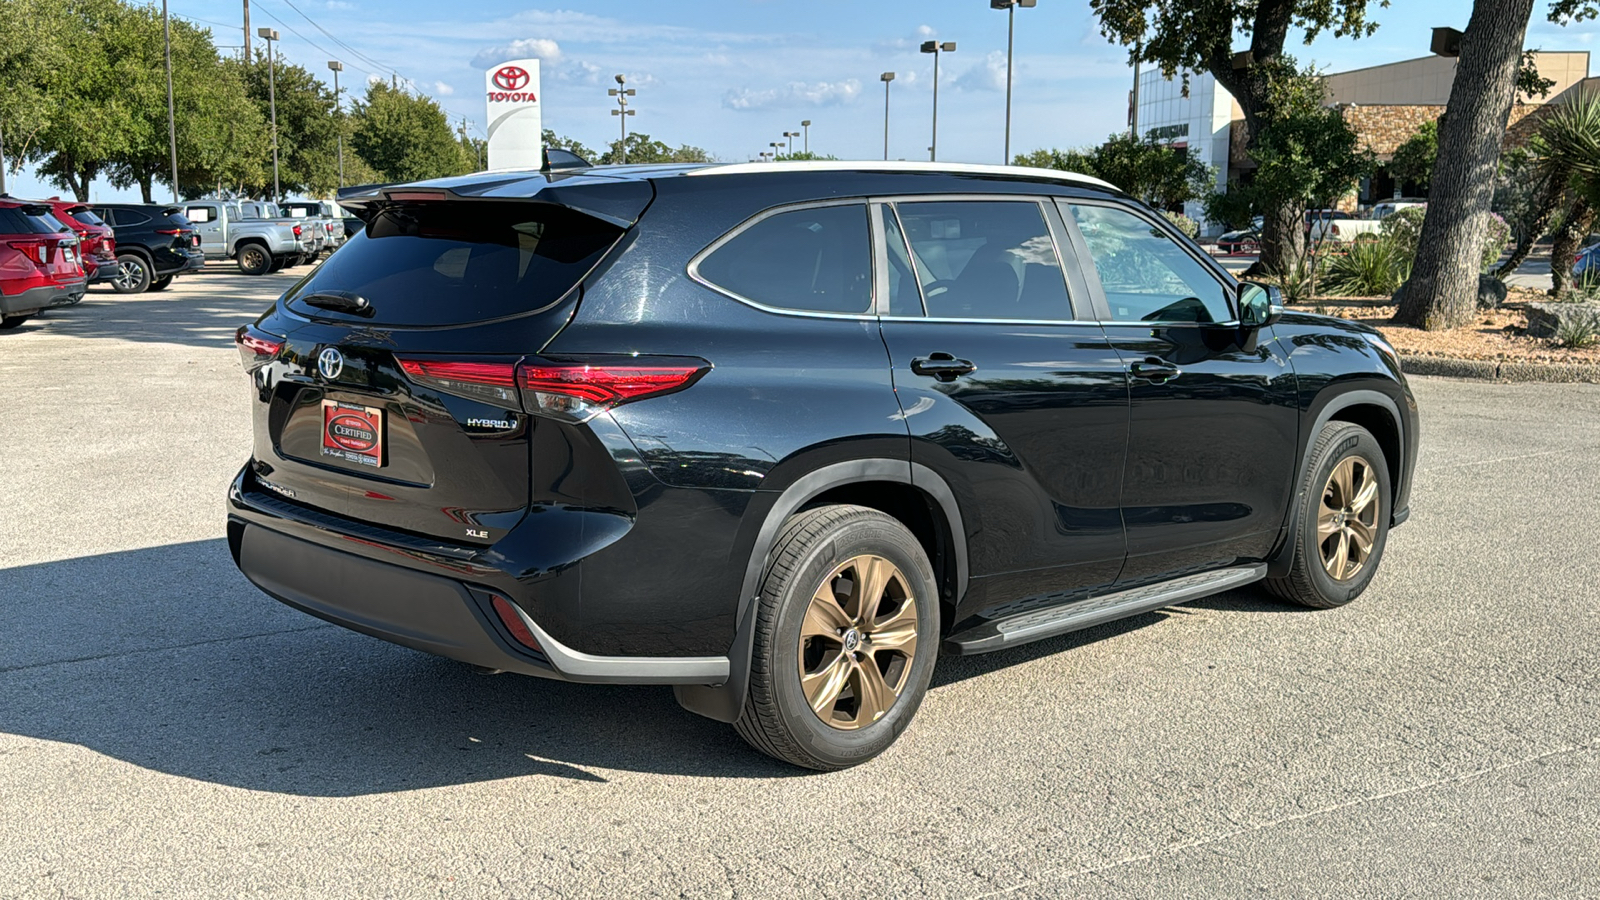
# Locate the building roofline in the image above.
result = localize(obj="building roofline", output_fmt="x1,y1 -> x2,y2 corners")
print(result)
1325,49 -> 1589,80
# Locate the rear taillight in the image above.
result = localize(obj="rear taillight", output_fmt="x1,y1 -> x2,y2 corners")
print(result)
7,240 -> 48,266
292,225 -> 303,237
235,324 -> 283,369
395,355 -> 710,422
489,595 -> 542,651
517,359 -> 708,421
397,359 -> 521,408
155,228 -> 182,235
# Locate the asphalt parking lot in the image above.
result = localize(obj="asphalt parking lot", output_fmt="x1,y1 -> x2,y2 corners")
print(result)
2,270 -> 1598,898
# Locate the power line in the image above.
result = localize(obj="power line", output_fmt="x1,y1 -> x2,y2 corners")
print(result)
248,4 -> 381,82
274,0 -> 395,78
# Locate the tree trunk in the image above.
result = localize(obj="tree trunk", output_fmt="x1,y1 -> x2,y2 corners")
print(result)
1549,198 -> 1593,297
1393,0 -> 1536,329
1254,201 -> 1306,277
139,173 -> 153,204
71,170 -> 90,202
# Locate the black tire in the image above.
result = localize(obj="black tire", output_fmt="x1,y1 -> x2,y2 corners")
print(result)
285,253 -> 305,268
147,275 -> 174,292
0,315 -> 30,330
111,253 -> 152,294
733,504 -> 939,770
1265,423 -> 1392,609
266,256 -> 287,274
236,243 -> 271,276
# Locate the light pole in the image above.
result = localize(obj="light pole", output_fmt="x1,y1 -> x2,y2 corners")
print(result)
258,27 -> 279,203
770,141 -> 784,161
327,61 -> 345,188
162,0 -> 180,202
990,0 -> 1035,165
783,131 -> 799,154
879,72 -> 894,161
801,120 -> 811,154
608,74 -> 636,163
920,40 -> 956,162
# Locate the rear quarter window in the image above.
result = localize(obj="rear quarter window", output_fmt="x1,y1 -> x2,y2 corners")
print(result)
284,201 -> 622,327
694,204 -> 873,315
110,209 -> 152,226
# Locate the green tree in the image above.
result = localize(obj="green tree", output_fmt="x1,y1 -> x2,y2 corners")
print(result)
104,9 -> 267,202
599,133 -> 712,164
241,56 -> 339,197
25,0 -> 133,200
1090,0 -> 1382,275
1388,119 -> 1439,193
1017,132 -> 1211,210
0,0 -> 77,185
775,152 -> 838,161
349,81 -> 466,183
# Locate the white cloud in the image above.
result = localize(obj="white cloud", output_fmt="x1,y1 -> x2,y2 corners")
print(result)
433,81 -> 454,96
955,51 -> 1009,92
723,79 -> 863,110
471,38 -> 562,70
874,24 -> 939,56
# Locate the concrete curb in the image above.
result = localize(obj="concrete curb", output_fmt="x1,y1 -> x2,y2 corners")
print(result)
1400,354 -> 1600,383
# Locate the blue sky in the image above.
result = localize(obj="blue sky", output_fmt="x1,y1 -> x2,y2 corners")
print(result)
11,0 -> 1600,202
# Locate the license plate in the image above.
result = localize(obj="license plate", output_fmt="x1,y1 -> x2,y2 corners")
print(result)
62,246 -> 76,264
321,400 -> 384,468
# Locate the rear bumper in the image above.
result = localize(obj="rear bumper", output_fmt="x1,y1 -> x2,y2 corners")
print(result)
153,248 -> 206,277
87,258 -> 120,283
1,281 -> 83,315
228,471 -> 729,686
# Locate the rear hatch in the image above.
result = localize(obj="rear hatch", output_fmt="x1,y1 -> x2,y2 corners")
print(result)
239,188 -> 642,545
0,205 -> 83,286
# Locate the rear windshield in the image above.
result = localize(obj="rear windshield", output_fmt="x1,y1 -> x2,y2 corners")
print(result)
285,202 -> 622,326
0,208 -> 62,234
68,208 -> 105,226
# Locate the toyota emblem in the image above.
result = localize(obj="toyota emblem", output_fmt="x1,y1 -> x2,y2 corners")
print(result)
493,66 -> 530,91
317,347 -> 344,380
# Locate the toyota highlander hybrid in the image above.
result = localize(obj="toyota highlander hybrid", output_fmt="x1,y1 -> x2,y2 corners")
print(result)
228,160 -> 1418,770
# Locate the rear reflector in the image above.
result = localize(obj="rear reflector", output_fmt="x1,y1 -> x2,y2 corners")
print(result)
490,595 -> 542,651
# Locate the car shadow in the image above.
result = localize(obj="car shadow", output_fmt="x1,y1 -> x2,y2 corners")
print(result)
0,540 -> 798,795
29,267 -> 295,349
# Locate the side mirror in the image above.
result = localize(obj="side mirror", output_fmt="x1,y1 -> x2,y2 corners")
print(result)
1238,281 -> 1283,330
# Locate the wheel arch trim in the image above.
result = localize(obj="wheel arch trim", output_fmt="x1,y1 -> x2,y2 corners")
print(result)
675,458 -> 967,723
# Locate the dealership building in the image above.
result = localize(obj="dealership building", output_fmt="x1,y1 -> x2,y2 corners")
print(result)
1134,50 -> 1594,233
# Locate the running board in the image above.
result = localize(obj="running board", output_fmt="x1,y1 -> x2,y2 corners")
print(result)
943,564 -> 1267,656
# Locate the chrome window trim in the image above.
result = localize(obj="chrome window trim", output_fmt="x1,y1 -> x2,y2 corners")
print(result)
686,198 -> 880,321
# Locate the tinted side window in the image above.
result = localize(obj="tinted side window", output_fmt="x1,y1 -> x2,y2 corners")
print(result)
0,208 -> 41,233
696,204 -> 872,314
114,209 -> 152,227
893,200 -> 1070,320
1066,203 -> 1232,324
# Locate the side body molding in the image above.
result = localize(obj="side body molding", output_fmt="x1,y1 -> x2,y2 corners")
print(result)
674,458 -> 968,723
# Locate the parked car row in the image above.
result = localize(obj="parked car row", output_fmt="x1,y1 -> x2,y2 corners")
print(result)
2,193 -> 346,331
1214,208 -> 1386,254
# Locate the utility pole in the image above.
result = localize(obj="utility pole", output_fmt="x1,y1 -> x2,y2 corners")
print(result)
880,73 -> 894,161
1130,40 -> 1142,139
609,74 -> 636,163
328,61 -> 344,188
242,0 -> 251,64
990,0 -> 1035,165
1,117 -> 8,194
920,41 -> 956,162
258,28 -> 280,204
164,0 -> 180,203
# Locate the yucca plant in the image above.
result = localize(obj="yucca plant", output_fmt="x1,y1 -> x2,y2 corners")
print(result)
1322,236 -> 1412,297
1555,312 -> 1600,349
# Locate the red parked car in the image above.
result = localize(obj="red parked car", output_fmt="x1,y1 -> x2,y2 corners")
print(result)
0,199 -> 87,329
43,197 -> 117,285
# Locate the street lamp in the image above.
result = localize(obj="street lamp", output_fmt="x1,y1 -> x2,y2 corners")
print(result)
163,0 -> 179,202
608,74 -> 636,163
801,120 -> 811,154
990,0 -> 1036,164
257,28 -> 280,203
770,141 -> 784,160
328,61 -> 344,188
783,131 -> 800,154
879,72 -> 895,161
920,40 -> 956,162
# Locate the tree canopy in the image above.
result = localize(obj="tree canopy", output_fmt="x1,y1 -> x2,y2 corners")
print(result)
1016,132 -> 1211,210
1388,120 -> 1439,193
349,81 -> 470,184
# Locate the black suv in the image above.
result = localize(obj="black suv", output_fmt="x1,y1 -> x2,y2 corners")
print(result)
91,204 -> 205,293
228,162 -> 1418,770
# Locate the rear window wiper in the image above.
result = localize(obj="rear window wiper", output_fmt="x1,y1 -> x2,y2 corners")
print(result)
301,290 -> 374,317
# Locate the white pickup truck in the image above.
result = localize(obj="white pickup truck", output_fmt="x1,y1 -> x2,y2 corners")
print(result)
1308,209 -> 1384,243
182,200 -> 314,275
280,200 -> 346,257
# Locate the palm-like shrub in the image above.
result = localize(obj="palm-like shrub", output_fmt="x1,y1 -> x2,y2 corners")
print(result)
1323,236 -> 1413,296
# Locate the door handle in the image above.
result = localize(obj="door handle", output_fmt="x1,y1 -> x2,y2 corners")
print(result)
910,352 -> 977,382
1129,358 -> 1181,383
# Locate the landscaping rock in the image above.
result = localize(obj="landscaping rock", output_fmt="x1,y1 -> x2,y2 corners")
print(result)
1477,275 -> 1507,310
1524,301 -> 1600,339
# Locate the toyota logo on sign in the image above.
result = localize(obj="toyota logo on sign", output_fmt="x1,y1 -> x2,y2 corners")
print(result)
493,66 -> 530,91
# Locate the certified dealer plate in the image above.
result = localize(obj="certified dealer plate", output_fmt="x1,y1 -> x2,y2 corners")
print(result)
321,399 -> 384,467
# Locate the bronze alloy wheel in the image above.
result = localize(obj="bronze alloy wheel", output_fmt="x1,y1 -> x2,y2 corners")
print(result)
797,554 -> 919,730
1319,455 -> 1381,581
